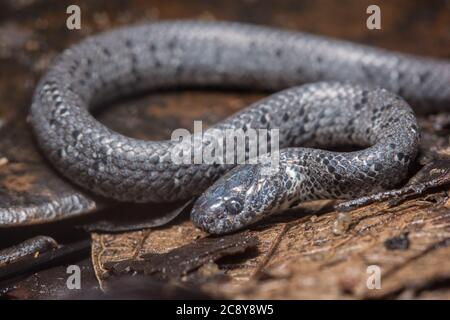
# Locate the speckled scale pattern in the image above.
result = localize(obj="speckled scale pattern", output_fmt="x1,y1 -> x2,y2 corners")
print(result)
190,84 -> 419,233
30,21 -> 449,233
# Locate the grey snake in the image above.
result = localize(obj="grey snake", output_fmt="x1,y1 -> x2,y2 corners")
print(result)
29,20 -> 450,234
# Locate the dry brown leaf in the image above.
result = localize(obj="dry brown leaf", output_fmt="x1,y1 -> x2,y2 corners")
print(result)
91,191 -> 450,299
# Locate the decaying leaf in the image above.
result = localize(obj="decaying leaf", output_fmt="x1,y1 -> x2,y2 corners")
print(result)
105,230 -> 258,282
211,196 -> 450,299
92,183 -> 450,299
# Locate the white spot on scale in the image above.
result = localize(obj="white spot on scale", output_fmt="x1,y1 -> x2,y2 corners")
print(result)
285,167 -> 296,179
285,166 -> 305,185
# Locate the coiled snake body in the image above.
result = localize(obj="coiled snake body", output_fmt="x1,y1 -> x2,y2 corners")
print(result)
30,21 -> 450,234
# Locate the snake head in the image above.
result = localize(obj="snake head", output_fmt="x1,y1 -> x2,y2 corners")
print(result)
191,162 -> 284,234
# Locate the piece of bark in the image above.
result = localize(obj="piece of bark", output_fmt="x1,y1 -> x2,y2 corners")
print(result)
0,235 -> 58,267
105,231 -> 258,282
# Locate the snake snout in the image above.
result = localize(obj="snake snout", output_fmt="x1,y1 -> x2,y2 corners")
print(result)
191,165 -> 259,235
190,194 -> 238,234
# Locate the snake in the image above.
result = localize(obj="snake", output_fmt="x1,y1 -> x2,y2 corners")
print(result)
29,20 -> 450,235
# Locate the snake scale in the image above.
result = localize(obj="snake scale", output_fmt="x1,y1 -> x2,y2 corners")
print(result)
30,20 -> 450,234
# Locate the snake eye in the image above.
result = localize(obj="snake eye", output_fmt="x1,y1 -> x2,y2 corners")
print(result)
225,197 -> 243,215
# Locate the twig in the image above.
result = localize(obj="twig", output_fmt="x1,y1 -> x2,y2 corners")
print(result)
252,223 -> 291,280
0,238 -> 91,285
